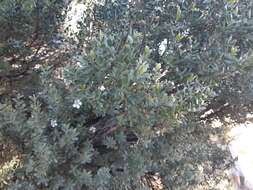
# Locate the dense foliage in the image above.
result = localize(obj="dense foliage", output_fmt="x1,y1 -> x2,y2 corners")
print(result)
0,0 -> 67,81
0,0 -> 253,189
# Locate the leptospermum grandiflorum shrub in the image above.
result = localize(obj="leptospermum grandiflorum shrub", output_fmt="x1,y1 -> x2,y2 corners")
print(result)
1,0 -> 253,189
0,31 -> 212,190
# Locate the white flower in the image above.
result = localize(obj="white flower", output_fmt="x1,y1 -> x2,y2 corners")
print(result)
73,99 -> 82,109
76,61 -> 84,68
50,120 -> 58,128
158,38 -> 167,56
89,126 -> 96,133
156,130 -> 161,135
98,85 -> 105,91
34,64 -> 41,69
63,78 -> 71,86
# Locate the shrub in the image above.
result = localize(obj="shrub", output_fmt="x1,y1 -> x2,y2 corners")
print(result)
0,0 -> 253,189
0,32 -> 177,190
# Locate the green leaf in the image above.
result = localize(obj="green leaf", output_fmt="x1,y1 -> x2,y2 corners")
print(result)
176,5 -> 182,21
115,131 -> 127,144
227,0 -> 239,4
80,141 -> 94,164
59,125 -> 79,148
137,63 -> 148,75
231,46 -> 238,57
0,62 -> 10,72
155,63 -> 161,71
176,33 -> 183,43
144,46 -> 151,57
103,136 -> 117,149
95,167 -> 111,186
